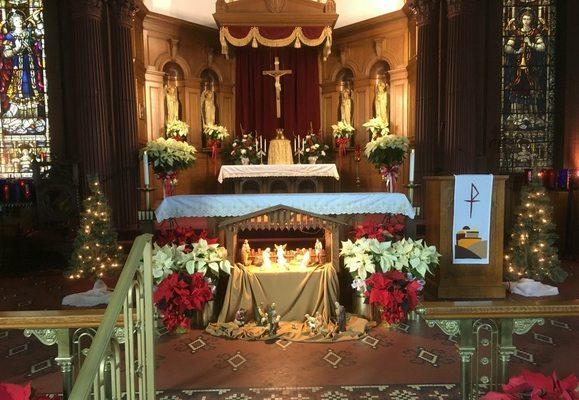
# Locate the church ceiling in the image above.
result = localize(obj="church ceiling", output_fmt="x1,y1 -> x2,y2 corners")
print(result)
143,0 -> 404,29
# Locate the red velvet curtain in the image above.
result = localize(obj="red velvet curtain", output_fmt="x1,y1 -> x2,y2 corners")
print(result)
235,46 -> 321,139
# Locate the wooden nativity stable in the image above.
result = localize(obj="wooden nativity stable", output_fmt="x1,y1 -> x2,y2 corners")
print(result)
218,205 -> 348,269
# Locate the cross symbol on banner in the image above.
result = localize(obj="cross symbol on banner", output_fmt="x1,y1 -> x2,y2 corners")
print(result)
465,183 -> 480,218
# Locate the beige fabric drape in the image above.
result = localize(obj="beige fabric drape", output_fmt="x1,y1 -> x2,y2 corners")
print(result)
218,263 -> 339,323
267,139 -> 294,165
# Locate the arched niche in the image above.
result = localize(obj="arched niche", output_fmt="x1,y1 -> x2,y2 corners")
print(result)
336,68 -> 354,126
162,61 -> 185,124
200,68 -> 221,148
369,60 -> 391,135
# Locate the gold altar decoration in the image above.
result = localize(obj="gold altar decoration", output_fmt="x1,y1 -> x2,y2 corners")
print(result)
267,136 -> 294,164
219,26 -> 333,60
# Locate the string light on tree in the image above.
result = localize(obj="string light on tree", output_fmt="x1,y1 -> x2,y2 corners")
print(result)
68,176 -> 124,280
504,173 -> 567,283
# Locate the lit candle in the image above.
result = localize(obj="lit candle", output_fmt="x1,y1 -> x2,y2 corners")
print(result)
260,136 -> 264,151
302,138 -> 305,152
143,151 -> 150,186
409,148 -> 415,183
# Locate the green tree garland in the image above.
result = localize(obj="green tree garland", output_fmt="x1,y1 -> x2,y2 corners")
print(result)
504,177 -> 567,283
68,177 -> 123,280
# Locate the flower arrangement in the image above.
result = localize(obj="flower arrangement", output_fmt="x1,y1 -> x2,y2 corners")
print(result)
142,137 -> 197,197
142,137 -> 196,176
332,121 -> 355,156
365,270 -> 421,324
340,237 -> 440,282
152,238 -> 231,283
203,124 -> 229,142
480,370 -> 578,400
153,271 -> 213,332
363,119 -> 409,191
228,133 -> 260,165
155,227 -> 215,247
166,119 -> 189,141
303,133 -> 330,163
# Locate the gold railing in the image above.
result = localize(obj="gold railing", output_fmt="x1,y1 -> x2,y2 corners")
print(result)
4,234 -> 156,400
68,233 -> 155,400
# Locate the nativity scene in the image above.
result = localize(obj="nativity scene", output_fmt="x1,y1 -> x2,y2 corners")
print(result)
0,1 -> 577,400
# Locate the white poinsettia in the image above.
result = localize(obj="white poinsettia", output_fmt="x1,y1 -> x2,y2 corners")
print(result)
331,120 -> 355,138
203,124 -> 229,141
142,137 -> 196,175
152,239 -> 232,283
152,243 -> 186,282
362,117 -> 389,136
166,119 -> 189,139
340,236 -> 441,281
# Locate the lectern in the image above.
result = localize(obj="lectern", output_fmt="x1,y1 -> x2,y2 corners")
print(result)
424,176 -> 508,299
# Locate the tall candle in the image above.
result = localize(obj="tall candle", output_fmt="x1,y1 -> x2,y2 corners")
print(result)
143,151 -> 150,186
260,136 -> 264,151
409,149 -> 415,183
302,138 -> 305,152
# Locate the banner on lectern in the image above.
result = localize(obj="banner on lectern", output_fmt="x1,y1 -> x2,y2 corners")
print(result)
452,175 -> 493,265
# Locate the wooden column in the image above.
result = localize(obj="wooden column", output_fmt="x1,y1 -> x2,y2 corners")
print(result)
443,0 -> 476,173
70,0 -> 112,193
412,0 -> 439,180
109,0 -> 139,230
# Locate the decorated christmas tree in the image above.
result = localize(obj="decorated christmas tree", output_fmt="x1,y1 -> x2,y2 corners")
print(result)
68,177 -> 123,280
504,176 -> 567,283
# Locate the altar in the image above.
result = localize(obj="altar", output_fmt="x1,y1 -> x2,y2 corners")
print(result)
218,164 -> 341,194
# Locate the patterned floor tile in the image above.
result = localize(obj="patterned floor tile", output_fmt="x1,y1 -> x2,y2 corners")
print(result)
227,352 -> 247,371
322,350 -> 342,369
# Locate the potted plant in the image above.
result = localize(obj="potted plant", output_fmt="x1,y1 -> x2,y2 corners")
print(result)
228,133 -> 260,165
166,120 -> 190,141
152,235 -> 231,330
302,133 -> 330,164
363,117 -> 409,192
141,137 -> 197,197
203,124 -> 229,160
331,121 -> 355,157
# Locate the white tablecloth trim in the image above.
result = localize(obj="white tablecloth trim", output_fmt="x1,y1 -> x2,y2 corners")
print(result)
218,164 -> 340,183
155,192 -> 415,222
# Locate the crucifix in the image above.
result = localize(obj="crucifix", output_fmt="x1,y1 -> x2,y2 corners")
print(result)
262,57 -> 292,118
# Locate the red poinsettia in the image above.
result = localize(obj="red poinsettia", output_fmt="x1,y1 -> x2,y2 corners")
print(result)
364,271 -> 421,324
155,227 -> 218,248
480,371 -> 578,400
153,272 -> 213,332
353,215 -> 406,242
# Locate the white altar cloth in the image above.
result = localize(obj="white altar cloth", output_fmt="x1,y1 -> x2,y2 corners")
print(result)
155,192 -> 415,222
217,164 -> 340,183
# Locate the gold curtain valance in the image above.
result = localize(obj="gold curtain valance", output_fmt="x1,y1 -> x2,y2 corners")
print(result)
219,26 -> 333,60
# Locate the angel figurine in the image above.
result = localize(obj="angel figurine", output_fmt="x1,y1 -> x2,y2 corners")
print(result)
275,244 -> 287,268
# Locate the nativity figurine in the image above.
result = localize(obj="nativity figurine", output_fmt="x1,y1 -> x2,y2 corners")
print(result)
335,301 -> 347,332
234,308 -> 247,327
241,239 -> 251,266
262,248 -> 272,269
314,239 -> 323,264
275,244 -> 287,269
300,248 -> 310,270
266,303 -> 281,336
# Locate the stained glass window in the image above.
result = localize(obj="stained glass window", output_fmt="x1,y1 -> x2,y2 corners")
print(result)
500,0 -> 555,172
0,0 -> 48,179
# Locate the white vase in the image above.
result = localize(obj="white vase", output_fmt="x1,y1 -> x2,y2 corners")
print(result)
241,157 -> 250,165
308,156 -> 318,164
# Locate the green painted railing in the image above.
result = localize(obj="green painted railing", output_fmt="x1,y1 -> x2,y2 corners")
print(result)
67,233 -> 155,400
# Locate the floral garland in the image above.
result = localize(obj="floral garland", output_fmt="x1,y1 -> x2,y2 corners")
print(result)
332,121 -> 355,157
480,370 -> 578,400
228,133 -> 260,165
166,120 -> 189,141
303,133 -> 330,162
